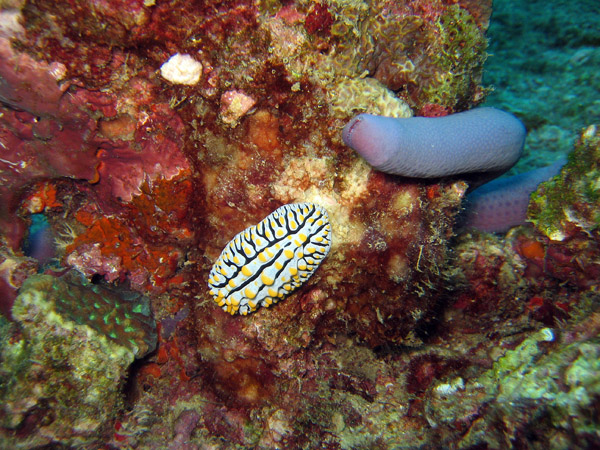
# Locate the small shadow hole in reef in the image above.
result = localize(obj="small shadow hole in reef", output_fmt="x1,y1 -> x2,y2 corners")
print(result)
90,274 -> 104,284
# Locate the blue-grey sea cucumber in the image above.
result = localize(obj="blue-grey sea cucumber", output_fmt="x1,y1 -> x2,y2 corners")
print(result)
462,157 -> 567,233
208,203 -> 332,315
342,107 -> 526,178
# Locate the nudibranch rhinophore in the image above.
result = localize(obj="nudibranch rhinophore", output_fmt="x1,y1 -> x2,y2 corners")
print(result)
208,203 -> 332,315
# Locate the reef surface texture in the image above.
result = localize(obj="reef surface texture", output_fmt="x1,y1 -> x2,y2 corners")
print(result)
0,0 -> 599,449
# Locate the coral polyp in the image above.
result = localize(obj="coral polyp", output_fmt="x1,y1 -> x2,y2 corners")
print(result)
0,273 -> 156,448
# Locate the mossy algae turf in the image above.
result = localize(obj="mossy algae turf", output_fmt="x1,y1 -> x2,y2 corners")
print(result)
529,125 -> 600,240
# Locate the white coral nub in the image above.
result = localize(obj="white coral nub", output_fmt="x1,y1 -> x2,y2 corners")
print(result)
160,53 -> 203,85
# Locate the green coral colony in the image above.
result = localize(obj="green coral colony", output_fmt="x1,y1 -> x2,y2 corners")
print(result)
208,203 -> 332,315
14,274 -> 157,358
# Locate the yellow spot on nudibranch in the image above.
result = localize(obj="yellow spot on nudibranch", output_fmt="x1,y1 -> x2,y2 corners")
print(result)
261,273 -> 274,285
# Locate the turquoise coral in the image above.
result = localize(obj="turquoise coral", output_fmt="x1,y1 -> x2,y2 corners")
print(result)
15,274 -> 157,357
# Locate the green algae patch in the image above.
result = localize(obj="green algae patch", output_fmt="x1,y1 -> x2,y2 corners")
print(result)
478,328 -> 600,438
427,322 -> 600,449
529,125 -> 600,241
426,5 -> 489,108
478,328 -> 557,400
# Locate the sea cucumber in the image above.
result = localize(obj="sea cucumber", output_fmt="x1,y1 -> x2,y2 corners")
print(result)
462,157 -> 567,233
342,107 -> 526,178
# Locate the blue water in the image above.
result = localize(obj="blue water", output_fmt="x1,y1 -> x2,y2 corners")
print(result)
483,0 -> 600,173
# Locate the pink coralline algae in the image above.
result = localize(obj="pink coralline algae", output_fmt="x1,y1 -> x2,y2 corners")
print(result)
0,26 -> 189,251
219,89 -> 257,125
2,1 -> 599,449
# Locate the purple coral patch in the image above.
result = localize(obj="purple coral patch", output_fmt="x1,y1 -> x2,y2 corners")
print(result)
342,107 -> 526,178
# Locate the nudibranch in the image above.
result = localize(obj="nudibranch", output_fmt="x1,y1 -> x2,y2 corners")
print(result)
208,203 -> 332,315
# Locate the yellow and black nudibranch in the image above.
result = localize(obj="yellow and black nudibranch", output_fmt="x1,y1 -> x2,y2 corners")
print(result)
208,203 -> 331,315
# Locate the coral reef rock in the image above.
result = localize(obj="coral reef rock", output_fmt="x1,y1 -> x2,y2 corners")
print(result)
17,1 -> 600,449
